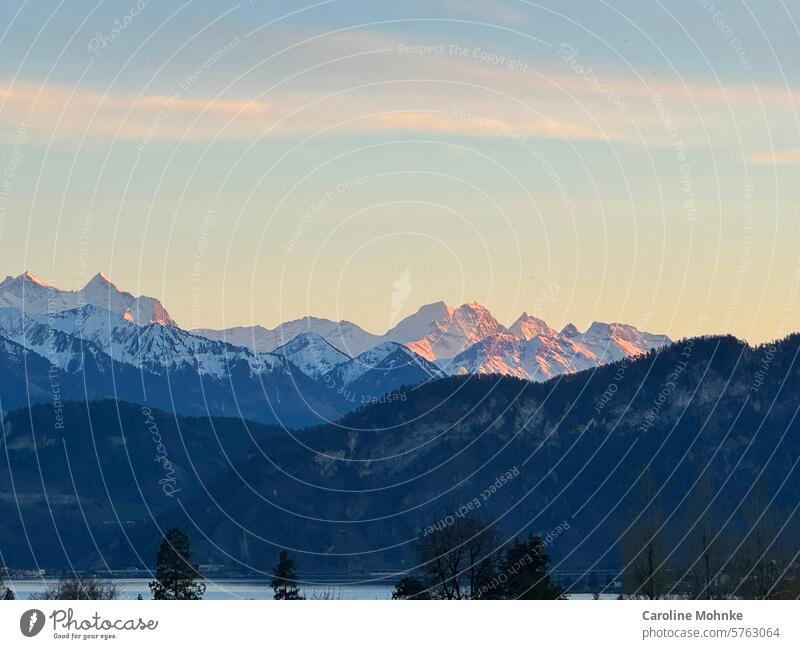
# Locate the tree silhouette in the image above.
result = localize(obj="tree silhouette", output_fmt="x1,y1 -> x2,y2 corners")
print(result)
149,528 -> 205,600
41,577 -> 118,600
495,534 -> 564,599
271,549 -> 302,600
391,576 -> 430,600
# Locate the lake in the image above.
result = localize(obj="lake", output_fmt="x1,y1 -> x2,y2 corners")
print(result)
7,578 -> 395,600
7,579 -> 615,600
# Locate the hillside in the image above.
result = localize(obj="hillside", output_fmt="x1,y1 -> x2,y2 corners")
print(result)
2,334 -> 799,575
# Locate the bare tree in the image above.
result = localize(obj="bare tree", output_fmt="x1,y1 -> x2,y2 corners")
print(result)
678,474 -> 731,599
416,516 -> 500,599
619,473 -> 672,599
731,486 -> 786,599
41,577 -> 118,600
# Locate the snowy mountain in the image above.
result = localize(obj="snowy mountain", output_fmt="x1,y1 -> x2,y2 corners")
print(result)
0,298 -> 446,425
80,272 -> 175,326
0,269 -> 674,399
196,298 -> 671,379
385,300 -> 505,361
508,312 -> 557,340
444,332 -> 596,381
0,306 -> 347,426
324,341 -> 445,402
0,306 -> 128,373
272,331 -> 351,379
0,304 -> 282,380
560,323 -> 581,338
0,271 -> 175,326
568,322 -> 670,364
446,321 -> 670,381
194,316 -> 382,357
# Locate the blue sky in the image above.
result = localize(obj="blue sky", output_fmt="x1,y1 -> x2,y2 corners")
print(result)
0,0 -> 798,342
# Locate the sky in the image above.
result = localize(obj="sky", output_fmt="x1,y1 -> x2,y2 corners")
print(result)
0,0 -> 799,342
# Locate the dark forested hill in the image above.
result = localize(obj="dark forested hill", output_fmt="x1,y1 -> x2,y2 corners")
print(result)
0,400 -> 279,568
2,334 -> 800,575
183,334 -> 800,574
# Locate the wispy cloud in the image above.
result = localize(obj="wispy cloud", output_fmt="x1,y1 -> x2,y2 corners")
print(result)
0,79 -> 269,142
749,149 -> 800,165
0,76 -> 616,144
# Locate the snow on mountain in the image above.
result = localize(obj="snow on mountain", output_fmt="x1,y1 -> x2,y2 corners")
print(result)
442,333 -> 529,378
0,272 -> 71,313
508,312 -> 557,340
0,270 -> 673,388
80,272 -> 175,326
0,306 -> 114,373
0,271 -> 175,326
385,300 -> 504,361
560,323 -> 580,338
0,304 -> 284,379
272,332 -> 351,379
194,317 -> 382,357
198,300 -> 504,363
446,321 -> 670,382
328,341 -> 445,388
569,322 -> 670,364
444,331 -> 595,381
382,301 -> 454,344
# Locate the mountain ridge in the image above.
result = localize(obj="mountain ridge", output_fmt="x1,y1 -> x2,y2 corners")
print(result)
0,270 -> 672,389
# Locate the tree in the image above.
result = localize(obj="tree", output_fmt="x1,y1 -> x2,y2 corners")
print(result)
415,515 -> 501,600
676,474 -> 731,599
494,534 -> 564,599
149,528 -> 205,600
619,474 -> 672,599
271,549 -> 302,600
731,487 -> 787,599
0,566 -> 13,600
41,577 -> 118,600
391,576 -> 430,600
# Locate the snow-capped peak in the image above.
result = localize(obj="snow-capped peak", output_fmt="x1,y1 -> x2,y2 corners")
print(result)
385,299 -> 504,361
79,272 -> 175,327
22,271 -> 56,287
85,271 -> 112,286
330,340 -> 444,387
273,331 -> 351,379
509,312 -> 556,340
562,321 -> 670,364
560,323 -> 580,338
0,270 -> 176,327
384,301 -> 454,342
0,271 -> 59,292
0,271 -> 70,314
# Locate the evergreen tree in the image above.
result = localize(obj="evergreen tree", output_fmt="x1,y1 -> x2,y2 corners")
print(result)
149,528 -> 206,600
391,576 -> 430,600
0,567 -> 13,600
271,549 -> 302,600
496,535 -> 564,599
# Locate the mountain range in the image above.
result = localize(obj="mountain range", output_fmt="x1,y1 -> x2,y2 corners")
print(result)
0,271 -> 670,425
1,269 -> 797,577
3,333 -> 798,573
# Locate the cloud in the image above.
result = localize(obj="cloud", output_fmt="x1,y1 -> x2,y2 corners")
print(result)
0,76 -> 617,144
1,30 -> 798,152
749,149 -> 800,165
0,79 -> 270,143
